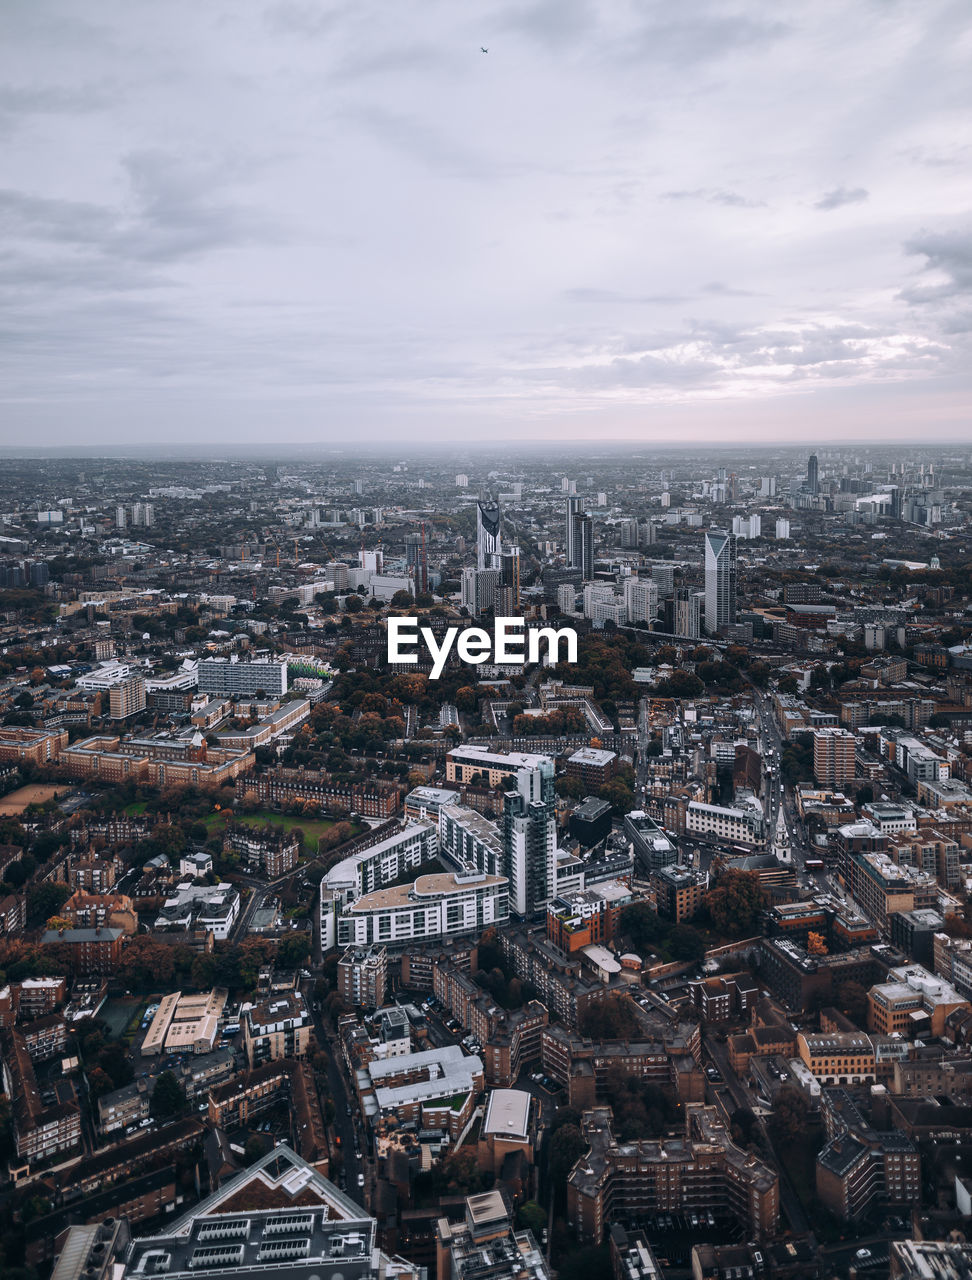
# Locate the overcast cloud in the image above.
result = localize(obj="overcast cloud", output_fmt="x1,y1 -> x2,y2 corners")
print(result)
0,0 -> 970,446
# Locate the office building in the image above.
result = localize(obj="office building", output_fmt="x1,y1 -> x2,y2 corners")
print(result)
703,530 -> 736,635
807,453 -> 819,495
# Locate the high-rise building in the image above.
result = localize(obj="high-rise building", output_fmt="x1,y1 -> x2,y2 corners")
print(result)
704,530 -> 736,636
808,453 -> 819,495
108,674 -> 146,720
461,567 -> 499,617
503,757 -> 556,917
405,527 -> 429,595
674,587 -> 703,638
813,727 -> 857,786
571,514 -> 594,581
337,944 -> 387,1009
564,496 -> 582,563
499,545 -> 520,611
620,518 -> 640,548
624,577 -> 658,625
477,498 -> 501,570
775,518 -> 790,540
557,583 -> 577,614
456,473 -> 469,487
115,505 -> 126,529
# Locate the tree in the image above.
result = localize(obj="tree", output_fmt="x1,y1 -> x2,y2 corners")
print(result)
667,923 -> 707,962
548,1123 -> 588,1185
705,869 -> 764,938
807,931 -> 828,956
768,1086 -> 809,1146
27,881 -> 71,928
516,1201 -> 546,1237
835,979 -> 868,1025
277,932 -> 310,968
151,1070 -> 186,1119
620,902 -> 667,951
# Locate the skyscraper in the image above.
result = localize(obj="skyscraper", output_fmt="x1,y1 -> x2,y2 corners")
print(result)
564,496 -> 582,563
503,757 -> 556,916
704,530 -> 737,636
499,545 -> 521,611
807,453 -> 819,496
571,513 -> 594,581
477,498 -> 501,570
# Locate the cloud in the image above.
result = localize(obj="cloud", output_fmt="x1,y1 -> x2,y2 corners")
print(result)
662,188 -> 765,208
901,228 -> 972,303
814,187 -> 869,210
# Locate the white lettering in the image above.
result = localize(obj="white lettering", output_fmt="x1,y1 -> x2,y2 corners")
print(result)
387,616 -> 418,665
422,626 -> 457,679
528,625 -> 578,666
457,628 -> 491,664
390,618 -> 580,676
494,617 -> 525,663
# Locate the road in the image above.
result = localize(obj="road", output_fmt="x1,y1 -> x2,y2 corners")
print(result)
302,978 -> 367,1205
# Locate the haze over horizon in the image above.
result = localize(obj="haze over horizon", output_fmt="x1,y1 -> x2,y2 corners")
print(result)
2,0 -> 971,446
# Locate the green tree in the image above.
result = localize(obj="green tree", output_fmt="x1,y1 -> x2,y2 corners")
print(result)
667,923 -> 706,962
516,1201 -> 546,1237
548,1123 -> 588,1185
27,881 -> 72,928
151,1070 -> 187,1119
277,932 -> 310,969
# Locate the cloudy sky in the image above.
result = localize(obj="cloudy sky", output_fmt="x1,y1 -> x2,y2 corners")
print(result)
2,0 -> 970,447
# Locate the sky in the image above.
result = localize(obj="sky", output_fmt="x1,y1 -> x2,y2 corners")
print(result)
1,0 -> 971,447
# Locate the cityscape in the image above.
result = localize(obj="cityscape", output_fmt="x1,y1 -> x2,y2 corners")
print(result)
0,443 -> 969,1280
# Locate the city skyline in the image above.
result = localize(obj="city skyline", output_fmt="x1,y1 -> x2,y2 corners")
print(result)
1,1 -> 970,446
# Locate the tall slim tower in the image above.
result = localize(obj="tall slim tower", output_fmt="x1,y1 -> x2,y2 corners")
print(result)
477,498 -> 501,570
499,545 -> 521,611
704,530 -> 737,636
564,496 -> 581,564
573,514 -> 594,581
807,453 -> 819,496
